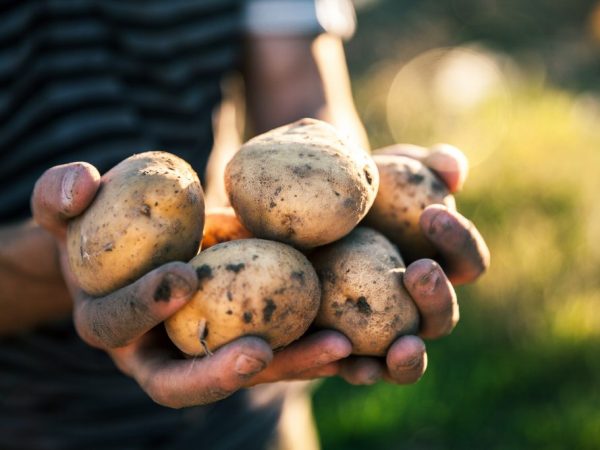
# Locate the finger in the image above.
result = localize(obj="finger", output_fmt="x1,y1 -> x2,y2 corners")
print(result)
73,261 -> 198,349
291,361 -> 342,380
375,143 -> 429,160
420,205 -> 490,285
423,144 -> 468,193
115,336 -> 273,408
375,143 -> 468,192
339,357 -> 384,385
31,162 -> 101,239
249,330 -> 352,385
384,335 -> 428,384
403,259 -> 459,339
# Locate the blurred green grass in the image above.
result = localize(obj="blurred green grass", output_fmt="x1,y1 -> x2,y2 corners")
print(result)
312,2 -> 600,449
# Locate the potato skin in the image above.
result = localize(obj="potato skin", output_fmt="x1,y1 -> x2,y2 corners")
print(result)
201,206 -> 253,250
364,154 -> 456,261
165,239 -> 321,356
225,118 -> 379,249
310,227 -> 419,356
67,151 -> 204,296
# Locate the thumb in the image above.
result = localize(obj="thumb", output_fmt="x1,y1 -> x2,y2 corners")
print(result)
31,162 -> 101,240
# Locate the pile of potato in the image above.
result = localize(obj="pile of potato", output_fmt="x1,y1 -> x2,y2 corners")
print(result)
67,118 -> 455,357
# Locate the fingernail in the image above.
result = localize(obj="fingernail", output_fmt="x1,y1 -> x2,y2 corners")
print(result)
61,169 -> 78,210
235,354 -> 266,376
418,268 -> 440,294
418,268 -> 433,286
396,356 -> 422,370
428,210 -> 452,236
316,351 -> 340,366
154,273 -> 194,302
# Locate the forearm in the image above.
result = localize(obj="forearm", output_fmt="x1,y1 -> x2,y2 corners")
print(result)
243,33 -> 369,149
204,92 -> 244,209
310,34 -> 370,150
0,221 -> 72,334
205,33 -> 369,203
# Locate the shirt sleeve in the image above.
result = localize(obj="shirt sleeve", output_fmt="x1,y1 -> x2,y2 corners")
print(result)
243,0 -> 356,39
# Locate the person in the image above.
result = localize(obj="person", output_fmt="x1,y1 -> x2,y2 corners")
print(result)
0,1 -> 489,449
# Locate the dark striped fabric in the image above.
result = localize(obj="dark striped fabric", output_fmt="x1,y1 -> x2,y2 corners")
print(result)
0,0 -> 242,222
0,1 -> 288,449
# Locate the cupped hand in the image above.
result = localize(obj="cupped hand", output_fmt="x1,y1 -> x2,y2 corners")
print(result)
30,142 -> 489,398
31,162 -> 353,408
375,143 -> 490,285
329,143 -> 490,386
318,259 -> 454,386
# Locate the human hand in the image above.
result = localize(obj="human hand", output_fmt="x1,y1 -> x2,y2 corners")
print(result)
375,143 -> 490,285
31,162 -> 354,408
319,143 -> 490,385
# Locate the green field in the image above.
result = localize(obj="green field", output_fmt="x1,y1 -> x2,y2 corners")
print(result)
313,2 -> 600,449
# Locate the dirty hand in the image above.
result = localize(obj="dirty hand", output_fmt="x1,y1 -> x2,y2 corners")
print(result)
31,162 -> 353,407
324,144 -> 490,385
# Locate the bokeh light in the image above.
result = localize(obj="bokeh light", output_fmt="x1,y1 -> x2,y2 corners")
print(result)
386,45 -> 513,167
314,3 -> 600,449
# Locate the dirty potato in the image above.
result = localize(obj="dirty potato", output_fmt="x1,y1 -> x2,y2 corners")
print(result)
165,239 -> 321,356
67,151 -> 205,296
364,154 -> 455,261
201,206 -> 253,250
310,227 -> 419,356
225,118 -> 379,249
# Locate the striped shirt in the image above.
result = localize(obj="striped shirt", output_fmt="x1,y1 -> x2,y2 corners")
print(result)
0,0 -> 241,223
0,1 -> 355,449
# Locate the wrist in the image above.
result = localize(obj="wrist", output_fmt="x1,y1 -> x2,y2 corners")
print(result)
0,219 -> 72,334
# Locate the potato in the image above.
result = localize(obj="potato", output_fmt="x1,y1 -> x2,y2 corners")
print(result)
364,154 -> 455,261
201,206 -> 253,250
67,151 -> 204,296
309,227 -> 419,356
225,118 -> 379,249
165,239 -> 321,356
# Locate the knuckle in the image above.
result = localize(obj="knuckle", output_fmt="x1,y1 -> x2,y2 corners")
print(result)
74,302 -> 131,349
72,307 -> 104,348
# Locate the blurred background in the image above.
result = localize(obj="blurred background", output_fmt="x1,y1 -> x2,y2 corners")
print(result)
311,0 -> 600,448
